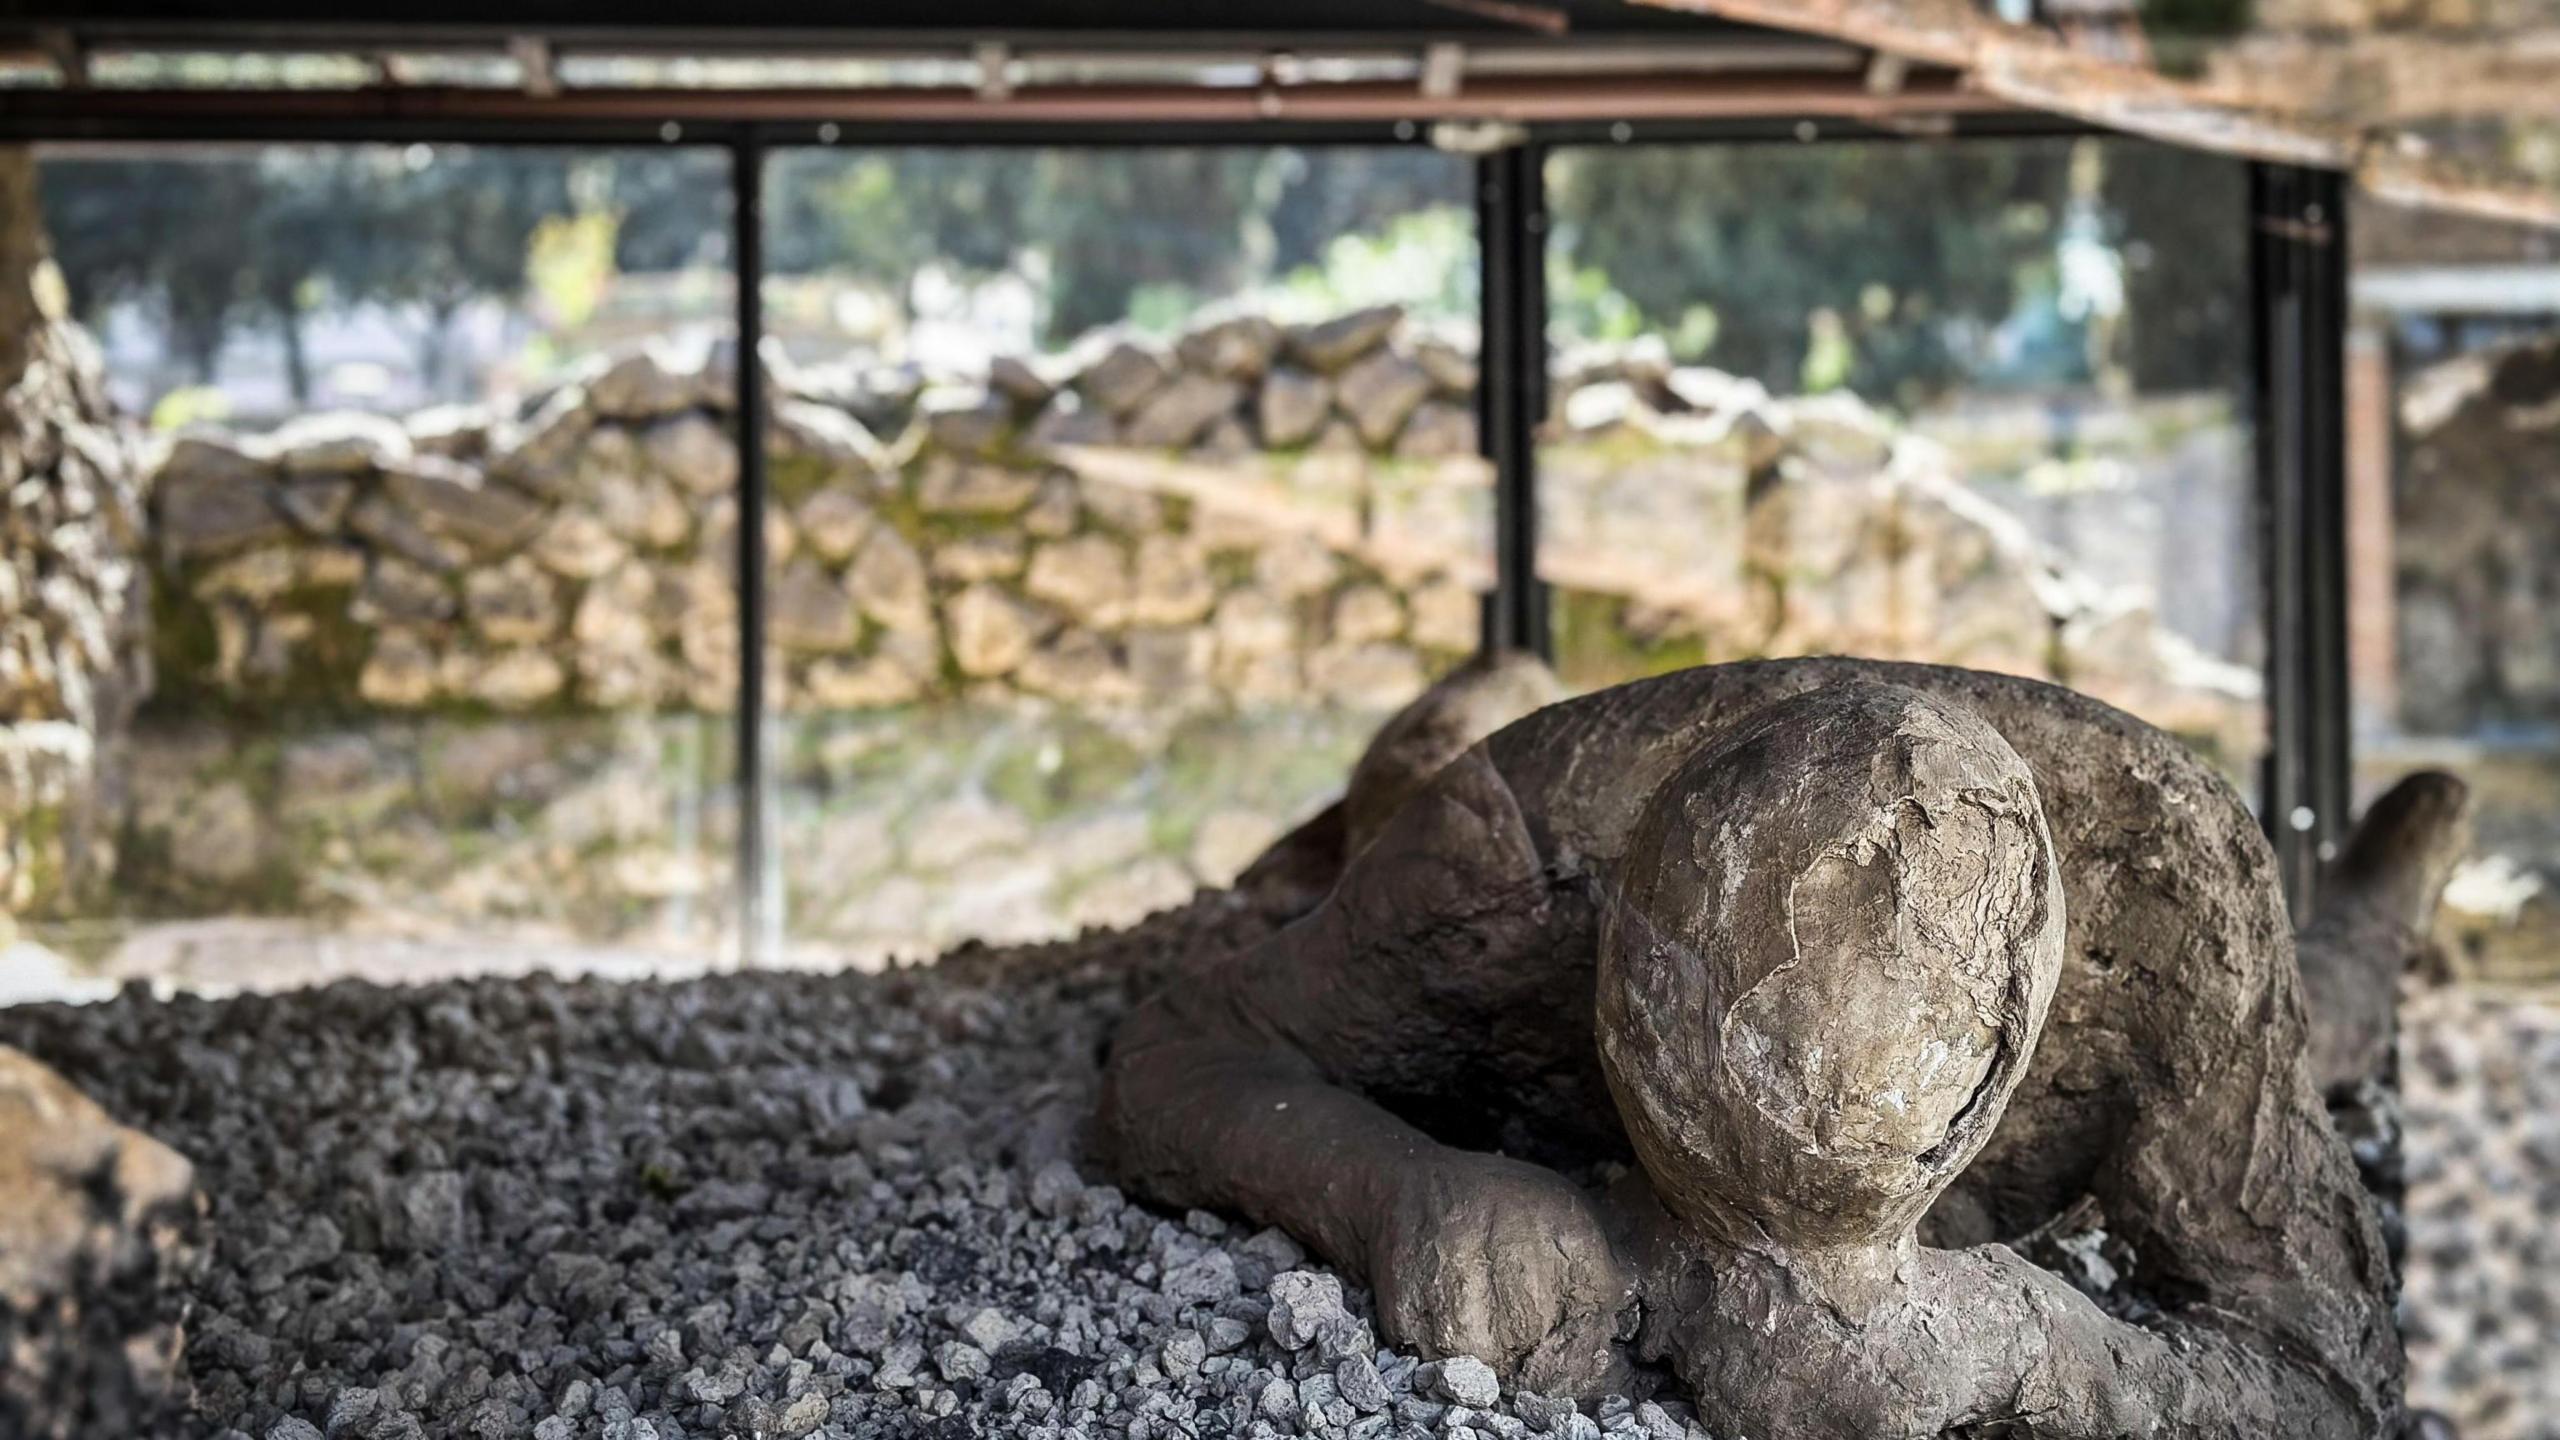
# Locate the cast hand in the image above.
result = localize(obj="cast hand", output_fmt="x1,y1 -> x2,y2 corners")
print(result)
1368,1149 -> 1636,1400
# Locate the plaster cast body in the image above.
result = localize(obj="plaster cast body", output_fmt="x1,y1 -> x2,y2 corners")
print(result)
1101,656 -> 2459,1439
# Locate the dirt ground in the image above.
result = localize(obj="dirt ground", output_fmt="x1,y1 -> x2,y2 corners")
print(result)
3,918 -> 2552,1436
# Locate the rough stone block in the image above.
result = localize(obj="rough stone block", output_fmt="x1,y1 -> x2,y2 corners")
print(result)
1257,368 -> 1332,449
273,410 -> 411,475
1287,305 -> 1402,374
1337,351 -> 1433,449
1176,314 -> 1283,380
846,529 -> 933,633
384,457 -> 544,555
1125,373 -> 1244,450
917,456 -> 1041,517
945,583 -> 1040,679
158,462 -> 289,561
1026,535 -> 1134,628
1077,341 -> 1170,417
644,412 -> 739,499
769,557 -> 861,654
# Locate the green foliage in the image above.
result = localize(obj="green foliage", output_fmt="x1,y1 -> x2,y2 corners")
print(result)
1548,142 -> 2079,408
38,138 -> 2244,415
1547,248 -> 1649,346
526,209 -> 621,332
1549,587 -> 1709,694
146,386 -> 232,432
40,146 -> 717,401
2100,141 -> 2250,395
1545,138 -> 2248,408
765,148 -> 1477,346
1276,206 -> 1475,323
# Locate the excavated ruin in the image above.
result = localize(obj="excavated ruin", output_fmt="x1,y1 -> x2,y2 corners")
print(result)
1104,655 -> 2468,1440
0,653 -> 2465,1440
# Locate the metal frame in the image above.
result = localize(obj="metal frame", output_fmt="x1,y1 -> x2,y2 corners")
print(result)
1478,140 -> 1551,658
2252,160 -> 2353,919
732,134 -> 771,958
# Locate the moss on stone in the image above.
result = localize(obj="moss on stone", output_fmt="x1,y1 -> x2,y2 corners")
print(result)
984,718 -> 1146,824
143,564 -> 225,716
1550,586 -> 1709,694
12,800 -> 67,919
766,452 -> 836,511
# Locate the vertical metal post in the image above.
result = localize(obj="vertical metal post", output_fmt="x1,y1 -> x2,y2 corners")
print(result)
1476,142 -> 1551,659
2305,170 -> 2353,880
2251,161 -> 2352,921
732,136 -> 770,964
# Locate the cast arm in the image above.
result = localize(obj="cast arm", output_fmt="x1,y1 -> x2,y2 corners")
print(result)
1097,748 -> 1636,1395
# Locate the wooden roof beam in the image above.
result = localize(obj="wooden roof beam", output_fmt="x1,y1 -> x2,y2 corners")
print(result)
1413,0 -> 1572,35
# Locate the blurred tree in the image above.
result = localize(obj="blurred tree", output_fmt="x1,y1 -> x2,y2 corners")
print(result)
1546,137 -> 2246,407
41,147 -> 577,401
1548,141 -> 2078,408
39,145 -> 1476,395
350,148 -> 573,394
1029,150 -> 1270,339
36,139 -> 2241,414
765,147 -> 1472,344
765,149 -> 1032,305
1265,148 -> 1471,277
42,159 -> 261,383
598,149 -> 732,275
243,152 -> 362,404
526,210 -> 622,334
2099,139 -> 2249,395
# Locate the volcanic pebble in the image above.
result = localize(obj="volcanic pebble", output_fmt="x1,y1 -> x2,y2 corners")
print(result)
0,897 -> 1719,1440
2400,984 -> 2560,1440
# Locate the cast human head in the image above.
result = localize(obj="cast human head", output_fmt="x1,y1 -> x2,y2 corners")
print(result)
1596,680 -> 2063,1246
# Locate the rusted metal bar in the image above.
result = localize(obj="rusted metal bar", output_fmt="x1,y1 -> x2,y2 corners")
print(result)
1415,0 -> 1574,35
0,69 -> 2006,132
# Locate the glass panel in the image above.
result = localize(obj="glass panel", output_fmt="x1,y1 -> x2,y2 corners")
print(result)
2352,331 -> 2560,985
1537,137 -> 2265,794
756,145 -> 1481,965
16,144 -> 738,995
2354,269 -> 2560,1440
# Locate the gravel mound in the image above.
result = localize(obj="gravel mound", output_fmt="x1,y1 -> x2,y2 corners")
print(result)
2401,985 -> 2560,1440
0,896 -> 1711,1440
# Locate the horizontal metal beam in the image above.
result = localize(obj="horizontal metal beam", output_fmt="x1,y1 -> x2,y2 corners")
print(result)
0,70 -> 2011,139
0,20 -> 1788,54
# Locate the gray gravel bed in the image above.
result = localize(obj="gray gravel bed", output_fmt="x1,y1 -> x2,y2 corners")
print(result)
2400,985 -> 2560,1440
0,896 -> 1708,1440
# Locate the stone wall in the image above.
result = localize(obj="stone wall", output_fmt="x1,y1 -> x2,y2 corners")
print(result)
1534,361 -> 2262,774
2379,338 -> 2560,983
124,308 -> 1500,957
145,304 -> 2250,736
147,306 -> 1489,725
64,290 -> 2259,963
0,148 -> 149,929
2395,339 -> 2560,736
